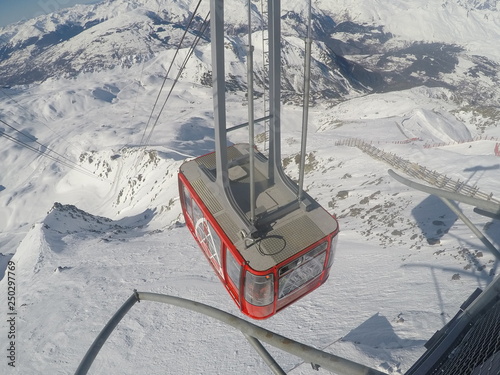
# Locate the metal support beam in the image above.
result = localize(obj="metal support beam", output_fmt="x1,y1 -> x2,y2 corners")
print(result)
226,115 -> 272,132
210,0 -> 256,235
388,169 -> 500,216
75,291 -> 386,375
267,0 -> 281,183
439,197 -> 500,260
75,292 -> 139,375
211,0 -> 228,188
405,272 -> 500,375
247,0 -> 256,223
388,169 -> 500,260
298,0 -> 313,202
243,334 -> 286,375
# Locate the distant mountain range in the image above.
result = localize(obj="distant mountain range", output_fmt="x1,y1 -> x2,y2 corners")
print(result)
0,0 -> 499,109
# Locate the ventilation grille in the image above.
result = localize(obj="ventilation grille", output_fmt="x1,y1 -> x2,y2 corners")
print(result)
259,215 -> 325,265
191,179 -> 223,214
428,298 -> 500,375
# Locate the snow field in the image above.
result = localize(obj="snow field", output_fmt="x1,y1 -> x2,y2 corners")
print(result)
1,6 -> 500,370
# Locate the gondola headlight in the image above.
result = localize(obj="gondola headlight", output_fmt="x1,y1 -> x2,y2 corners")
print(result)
244,272 -> 274,306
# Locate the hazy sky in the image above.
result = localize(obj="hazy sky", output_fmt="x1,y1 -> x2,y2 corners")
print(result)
0,0 -> 102,28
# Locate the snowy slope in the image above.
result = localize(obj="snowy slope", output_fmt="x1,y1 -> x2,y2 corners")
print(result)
1,72 -> 499,373
316,0 -> 500,59
1,0 -> 500,374
2,0 -> 500,109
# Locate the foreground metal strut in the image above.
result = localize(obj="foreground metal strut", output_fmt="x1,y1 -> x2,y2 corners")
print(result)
75,291 -> 385,375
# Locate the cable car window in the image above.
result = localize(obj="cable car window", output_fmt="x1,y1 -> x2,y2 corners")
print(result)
192,198 -> 203,226
245,273 -> 274,306
182,185 -> 193,220
278,242 -> 328,299
226,250 -> 241,289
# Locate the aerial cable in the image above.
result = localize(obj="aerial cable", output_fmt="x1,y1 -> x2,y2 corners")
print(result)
0,118 -> 100,179
129,38 -> 150,121
1,130 -> 65,166
0,130 -> 97,178
143,13 -> 210,147
143,12 -> 210,147
138,0 -> 204,149
143,11 -> 210,147
0,88 -> 79,150
0,117 -> 87,169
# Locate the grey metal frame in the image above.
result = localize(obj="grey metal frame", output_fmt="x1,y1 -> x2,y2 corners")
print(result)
405,273 -> 500,375
390,168 -> 500,374
298,0 -> 313,202
210,0 -> 313,238
211,0 -> 227,190
388,169 -> 500,260
74,170 -> 499,375
247,0 -> 256,223
75,291 -> 386,375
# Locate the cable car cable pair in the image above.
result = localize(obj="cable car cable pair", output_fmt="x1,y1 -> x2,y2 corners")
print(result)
0,117 -> 98,178
139,0 -> 207,150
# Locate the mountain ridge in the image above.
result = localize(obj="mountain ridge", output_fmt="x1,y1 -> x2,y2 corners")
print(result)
1,1 -> 500,373
1,0 -> 499,108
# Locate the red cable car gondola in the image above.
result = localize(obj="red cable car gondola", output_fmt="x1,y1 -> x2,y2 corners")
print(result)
178,0 -> 339,319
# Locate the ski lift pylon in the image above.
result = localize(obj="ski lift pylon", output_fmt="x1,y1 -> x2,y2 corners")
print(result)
178,0 -> 339,319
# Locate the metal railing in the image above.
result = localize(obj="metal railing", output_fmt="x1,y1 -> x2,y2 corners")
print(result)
389,169 -> 500,375
75,291 -> 386,375
337,138 -> 500,204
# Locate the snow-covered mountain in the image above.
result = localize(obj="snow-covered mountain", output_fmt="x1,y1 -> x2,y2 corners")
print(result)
0,0 -> 348,97
1,0 -> 499,374
1,0 -> 500,107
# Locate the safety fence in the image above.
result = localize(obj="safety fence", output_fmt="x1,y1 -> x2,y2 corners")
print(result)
335,135 -> 500,156
422,135 -> 500,149
336,138 -> 500,205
